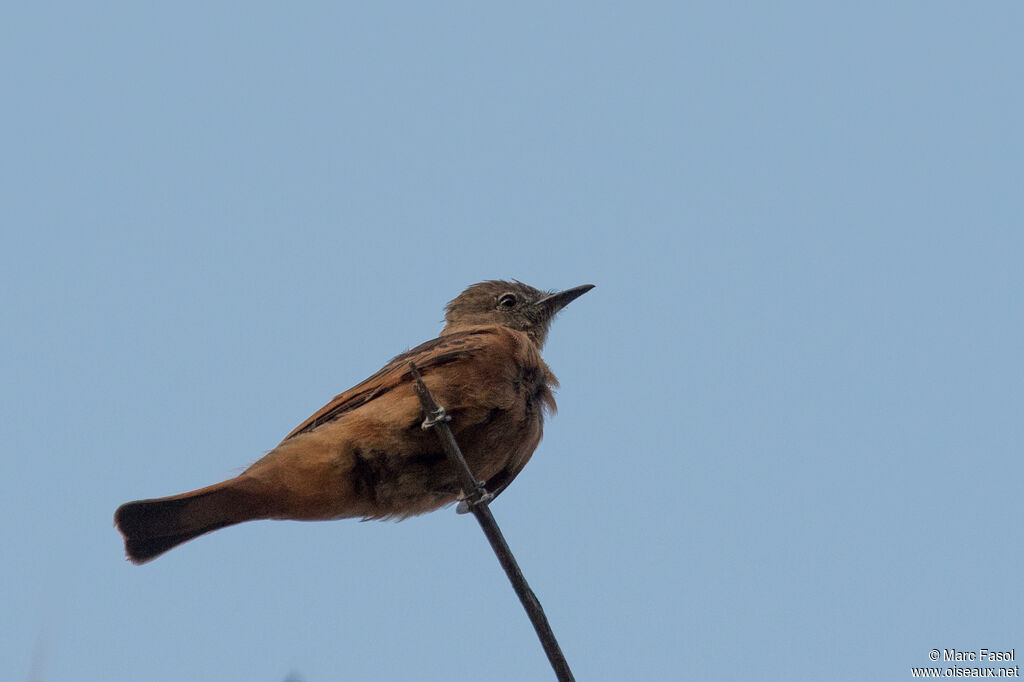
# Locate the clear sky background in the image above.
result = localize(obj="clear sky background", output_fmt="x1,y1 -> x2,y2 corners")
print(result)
2,3 -> 1021,681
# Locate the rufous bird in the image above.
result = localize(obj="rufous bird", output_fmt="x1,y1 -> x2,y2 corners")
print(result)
115,280 -> 593,563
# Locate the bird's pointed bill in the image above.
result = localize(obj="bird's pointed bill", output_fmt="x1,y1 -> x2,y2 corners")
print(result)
536,284 -> 595,315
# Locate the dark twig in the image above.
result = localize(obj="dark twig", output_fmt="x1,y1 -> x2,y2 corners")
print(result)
409,362 -> 575,682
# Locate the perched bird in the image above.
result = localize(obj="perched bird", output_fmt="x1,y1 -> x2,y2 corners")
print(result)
115,280 -> 593,564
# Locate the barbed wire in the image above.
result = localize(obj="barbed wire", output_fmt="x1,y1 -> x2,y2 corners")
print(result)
409,361 -> 575,682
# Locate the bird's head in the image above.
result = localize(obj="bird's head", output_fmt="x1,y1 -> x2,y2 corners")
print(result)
442,280 -> 594,348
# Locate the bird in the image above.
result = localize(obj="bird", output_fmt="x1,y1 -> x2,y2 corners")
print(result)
115,280 -> 593,564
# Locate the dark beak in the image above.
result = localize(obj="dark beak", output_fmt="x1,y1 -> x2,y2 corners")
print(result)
536,284 -> 595,316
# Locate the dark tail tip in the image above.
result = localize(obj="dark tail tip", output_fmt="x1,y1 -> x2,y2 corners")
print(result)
115,493 -> 238,564
119,527 -> 209,565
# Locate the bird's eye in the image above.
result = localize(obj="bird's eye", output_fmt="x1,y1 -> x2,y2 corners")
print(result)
498,293 -> 518,309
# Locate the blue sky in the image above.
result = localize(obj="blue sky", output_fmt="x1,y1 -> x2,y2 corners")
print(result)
3,3 -> 1022,681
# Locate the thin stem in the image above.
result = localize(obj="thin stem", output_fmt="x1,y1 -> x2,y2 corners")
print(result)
408,362 -> 575,682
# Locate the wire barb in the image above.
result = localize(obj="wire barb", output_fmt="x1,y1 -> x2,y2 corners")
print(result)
408,361 -> 575,682
420,406 -> 452,430
456,493 -> 493,514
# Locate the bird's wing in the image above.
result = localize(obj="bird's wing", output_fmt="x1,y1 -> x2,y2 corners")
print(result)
282,328 -> 499,441
482,465 -> 522,500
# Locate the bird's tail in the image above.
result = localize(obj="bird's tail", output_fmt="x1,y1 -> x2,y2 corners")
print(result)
114,478 -> 265,564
